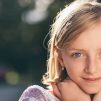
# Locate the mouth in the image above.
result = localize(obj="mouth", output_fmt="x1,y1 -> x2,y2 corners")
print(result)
83,77 -> 101,83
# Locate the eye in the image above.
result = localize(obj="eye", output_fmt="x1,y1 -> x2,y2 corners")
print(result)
98,51 -> 101,57
71,52 -> 83,58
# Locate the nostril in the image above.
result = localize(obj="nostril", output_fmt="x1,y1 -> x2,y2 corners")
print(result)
84,64 -> 97,74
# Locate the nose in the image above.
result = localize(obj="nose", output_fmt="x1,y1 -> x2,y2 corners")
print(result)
84,57 -> 97,74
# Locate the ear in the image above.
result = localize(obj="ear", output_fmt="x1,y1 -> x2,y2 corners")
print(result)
55,48 -> 64,67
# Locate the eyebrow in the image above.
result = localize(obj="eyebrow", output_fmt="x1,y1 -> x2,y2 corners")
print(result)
67,48 -> 86,52
67,48 -> 101,51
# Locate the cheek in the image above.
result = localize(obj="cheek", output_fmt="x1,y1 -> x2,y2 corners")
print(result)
62,55 -> 86,78
64,61 -> 85,79
65,66 -> 83,82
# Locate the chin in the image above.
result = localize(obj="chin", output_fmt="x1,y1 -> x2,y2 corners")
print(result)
83,88 -> 100,94
85,90 -> 97,94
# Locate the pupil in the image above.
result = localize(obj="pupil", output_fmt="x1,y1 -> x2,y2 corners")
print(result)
75,53 -> 81,57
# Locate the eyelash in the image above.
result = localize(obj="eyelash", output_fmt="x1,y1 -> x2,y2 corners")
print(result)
71,52 -> 83,58
70,51 -> 101,59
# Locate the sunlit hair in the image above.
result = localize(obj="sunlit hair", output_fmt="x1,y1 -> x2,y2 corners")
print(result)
42,0 -> 101,86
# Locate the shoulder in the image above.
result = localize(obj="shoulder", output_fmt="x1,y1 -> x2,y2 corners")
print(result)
18,85 -> 57,101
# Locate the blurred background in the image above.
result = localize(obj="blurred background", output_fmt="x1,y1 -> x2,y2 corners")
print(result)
0,0 -> 101,101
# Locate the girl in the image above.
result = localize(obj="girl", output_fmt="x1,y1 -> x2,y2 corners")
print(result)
19,0 -> 101,101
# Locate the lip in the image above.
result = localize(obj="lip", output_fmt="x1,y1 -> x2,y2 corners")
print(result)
83,77 -> 101,83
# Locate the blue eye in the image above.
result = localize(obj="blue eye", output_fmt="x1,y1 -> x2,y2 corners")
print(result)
71,52 -> 82,58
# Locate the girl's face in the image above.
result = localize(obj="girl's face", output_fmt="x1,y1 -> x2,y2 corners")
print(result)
60,22 -> 101,94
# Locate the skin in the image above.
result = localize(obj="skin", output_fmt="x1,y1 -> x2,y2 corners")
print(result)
54,21 -> 101,101
52,80 -> 91,101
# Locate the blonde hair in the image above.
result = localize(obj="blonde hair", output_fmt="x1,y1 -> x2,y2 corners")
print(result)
42,0 -> 101,85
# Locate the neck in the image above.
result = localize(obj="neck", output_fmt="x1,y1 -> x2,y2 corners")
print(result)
90,94 -> 94,100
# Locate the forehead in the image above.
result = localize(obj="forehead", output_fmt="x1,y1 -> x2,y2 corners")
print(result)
65,22 -> 101,50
